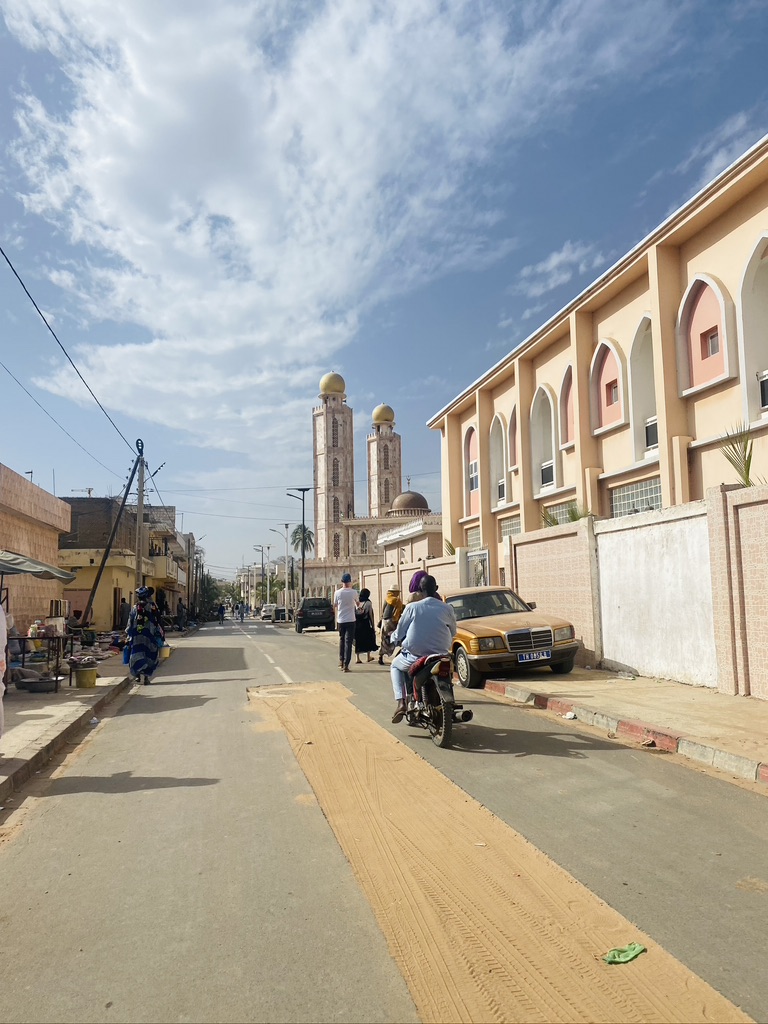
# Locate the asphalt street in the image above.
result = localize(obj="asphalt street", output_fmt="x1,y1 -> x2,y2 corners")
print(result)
1,617 -> 766,1022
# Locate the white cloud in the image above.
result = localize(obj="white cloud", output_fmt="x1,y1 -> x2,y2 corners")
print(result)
2,0 -> 686,455
514,240 -> 605,300
674,111 -> 765,192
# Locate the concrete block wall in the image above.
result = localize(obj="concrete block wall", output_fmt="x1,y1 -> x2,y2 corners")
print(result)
507,521 -> 598,666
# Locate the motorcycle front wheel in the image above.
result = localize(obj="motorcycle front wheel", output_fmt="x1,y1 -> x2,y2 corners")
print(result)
427,686 -> 453,748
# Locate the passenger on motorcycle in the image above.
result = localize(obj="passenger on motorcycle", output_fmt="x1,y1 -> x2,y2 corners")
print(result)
389,574 -> 457,723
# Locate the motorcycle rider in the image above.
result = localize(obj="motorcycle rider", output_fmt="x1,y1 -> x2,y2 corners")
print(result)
389,574 -> 457,723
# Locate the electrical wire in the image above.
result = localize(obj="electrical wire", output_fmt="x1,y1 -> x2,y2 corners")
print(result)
0,357 -> 124,479
0,244 -> 135,454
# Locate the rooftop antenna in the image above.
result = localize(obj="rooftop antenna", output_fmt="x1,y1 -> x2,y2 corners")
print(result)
25,470 -> 33,483
71,487 -> 94,497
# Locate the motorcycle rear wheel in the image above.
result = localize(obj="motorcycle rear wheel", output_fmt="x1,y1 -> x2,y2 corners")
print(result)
427,691 -> 453,748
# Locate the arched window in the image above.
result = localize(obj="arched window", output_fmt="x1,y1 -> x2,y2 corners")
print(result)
332,458 -> 340,486
333,533 -> 340,558
508,407 -> 518,469
589,341 -> 625,432
489,415 -> 506,506
332,496 -> 340,522
559,367 -> 574,446
741,236 -> 768,421
383,479 -> 390,503
676,275 -> 734,395
464,427 -> 479,515
382,444 -> 390,470
360,532 -> 368,555
629,317 -> 657,460
530,387 -> 556,491
331,418 -> 339,448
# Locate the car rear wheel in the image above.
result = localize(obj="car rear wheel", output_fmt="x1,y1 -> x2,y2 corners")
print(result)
550,657 -> 574,675
295,623 -> 302,633
455,647 -> 483,688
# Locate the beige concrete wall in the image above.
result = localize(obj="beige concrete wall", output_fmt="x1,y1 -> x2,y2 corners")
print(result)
507,521 -> 598,665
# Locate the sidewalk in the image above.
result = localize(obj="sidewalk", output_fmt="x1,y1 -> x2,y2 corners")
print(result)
308,627 -> 768,786
0,653 -> 131,802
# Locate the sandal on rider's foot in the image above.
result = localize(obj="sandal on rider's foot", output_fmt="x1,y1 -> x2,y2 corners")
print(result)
392,700 -> 406,723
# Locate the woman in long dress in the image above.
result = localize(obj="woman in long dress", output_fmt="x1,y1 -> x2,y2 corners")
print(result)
126,586 -> 165,685
354,588 -> 378,664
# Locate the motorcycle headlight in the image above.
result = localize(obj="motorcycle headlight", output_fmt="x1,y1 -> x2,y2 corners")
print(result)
478,636 -> 504,651
554,625 -> 575,642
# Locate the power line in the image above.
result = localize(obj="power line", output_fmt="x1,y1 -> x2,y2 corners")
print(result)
0,357 -> 124,479
0,244 -> 135,453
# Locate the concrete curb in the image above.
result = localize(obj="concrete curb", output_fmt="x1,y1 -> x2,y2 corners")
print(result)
483,681 -> 766,785
0,675 -> 133,804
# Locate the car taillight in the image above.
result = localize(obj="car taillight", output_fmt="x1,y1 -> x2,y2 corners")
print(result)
297,610 -> 304,618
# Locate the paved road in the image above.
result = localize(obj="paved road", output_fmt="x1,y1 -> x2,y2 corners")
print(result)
1,617 -> 766,1022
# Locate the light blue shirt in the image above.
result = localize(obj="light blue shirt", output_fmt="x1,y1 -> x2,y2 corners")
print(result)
391,597 -> 457,657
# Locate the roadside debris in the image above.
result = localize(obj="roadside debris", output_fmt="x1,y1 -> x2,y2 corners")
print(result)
89,717 -> 100,727
563,711 -> 577,720
602,942 -> 647,964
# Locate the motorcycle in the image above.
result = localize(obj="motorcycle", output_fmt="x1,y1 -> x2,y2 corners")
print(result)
405,653 -> 474,748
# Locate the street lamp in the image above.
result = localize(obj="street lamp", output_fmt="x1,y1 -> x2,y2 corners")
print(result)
253,545 -> 265,607
270,524 -> 290,613
287,487 -> 311,597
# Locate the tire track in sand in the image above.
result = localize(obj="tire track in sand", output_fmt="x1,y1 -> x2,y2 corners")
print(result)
249,682 -> 751,1024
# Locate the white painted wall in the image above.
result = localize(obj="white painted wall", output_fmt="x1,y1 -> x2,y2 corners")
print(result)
596,505 -> 717,686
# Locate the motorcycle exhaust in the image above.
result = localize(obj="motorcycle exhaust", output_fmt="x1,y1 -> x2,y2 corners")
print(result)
460,709 -> 473,722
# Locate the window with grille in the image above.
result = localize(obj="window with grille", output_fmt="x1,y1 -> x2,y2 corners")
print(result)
332,497 -> 340,522
609,477 -> 662,518
360,532 -> 368,555
466,526 -> 481,550
332,418 -> 339,447
333,533 -> 340,558
332,458 -> 339,486
383,479 -> 390,502
382,444 -> 390,470
499,516 -> 521,538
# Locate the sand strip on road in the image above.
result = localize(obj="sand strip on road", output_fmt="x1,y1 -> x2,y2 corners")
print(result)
249,683 -> 751,1024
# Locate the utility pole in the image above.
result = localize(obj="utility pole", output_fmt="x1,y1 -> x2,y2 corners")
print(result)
134,441 -> 145,594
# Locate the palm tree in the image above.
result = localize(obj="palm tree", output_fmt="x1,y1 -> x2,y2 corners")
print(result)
290,524 -> 315,555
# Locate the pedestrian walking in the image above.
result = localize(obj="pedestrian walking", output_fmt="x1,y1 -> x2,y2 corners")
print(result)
218,603 -> 226,625
126,586 -> 165,686
333,572 -> 358,672
118,597 -> 131,631
176,598 -> 186,630
239,603 -> 245,622
354,588 -> 378,664
378,584 -> 404,664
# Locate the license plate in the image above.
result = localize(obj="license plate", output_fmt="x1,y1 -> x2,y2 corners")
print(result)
518,650 -> 551,662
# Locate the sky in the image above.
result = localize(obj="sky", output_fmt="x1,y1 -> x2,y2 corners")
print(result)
1,0 -> 767,579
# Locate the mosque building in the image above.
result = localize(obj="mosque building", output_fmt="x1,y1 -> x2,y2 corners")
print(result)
300,372 -> 434,595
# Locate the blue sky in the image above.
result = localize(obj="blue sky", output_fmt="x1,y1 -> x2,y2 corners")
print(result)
0,0 -> 766,578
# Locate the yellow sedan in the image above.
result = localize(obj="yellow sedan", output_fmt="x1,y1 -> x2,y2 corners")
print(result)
443,586 -> 580,688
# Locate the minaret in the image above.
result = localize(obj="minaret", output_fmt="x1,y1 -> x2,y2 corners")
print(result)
367,403 -> 402,517
313,372 -> 355,560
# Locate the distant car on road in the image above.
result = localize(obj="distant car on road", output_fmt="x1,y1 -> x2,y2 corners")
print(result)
294,597 -> 335,633
260,604 -> 277,622
443,586 -> 579,688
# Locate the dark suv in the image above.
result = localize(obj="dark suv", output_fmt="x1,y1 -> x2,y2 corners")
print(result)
295,597 -> 335,633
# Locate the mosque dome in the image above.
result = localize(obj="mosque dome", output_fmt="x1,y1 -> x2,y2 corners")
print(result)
372,403 -> 395,424
387,490 -> 431,517
319,372 -> 346,395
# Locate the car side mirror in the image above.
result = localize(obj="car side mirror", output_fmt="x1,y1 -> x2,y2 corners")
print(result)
527,601 -> 537,610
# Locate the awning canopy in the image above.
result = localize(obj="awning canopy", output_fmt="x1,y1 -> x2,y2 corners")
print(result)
0,550 -> 76,582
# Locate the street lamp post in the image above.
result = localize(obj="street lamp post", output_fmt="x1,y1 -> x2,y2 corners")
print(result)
253,545 -> 265,608
287,487 -> 311,598
270,524 -> 290,613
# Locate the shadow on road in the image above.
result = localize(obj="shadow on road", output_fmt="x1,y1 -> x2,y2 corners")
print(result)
43,770 -> 219,796
426,721 -> 623,758
155,647 -> 248,675
117,695 -> 216,715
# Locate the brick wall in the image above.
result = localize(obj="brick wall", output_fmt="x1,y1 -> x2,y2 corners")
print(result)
61,497 -> 136,550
